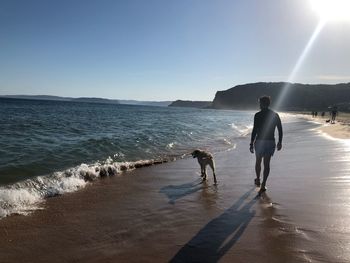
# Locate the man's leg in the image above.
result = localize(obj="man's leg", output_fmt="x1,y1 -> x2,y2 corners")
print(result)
261,155 -> 272,189
255,156 -> 262,186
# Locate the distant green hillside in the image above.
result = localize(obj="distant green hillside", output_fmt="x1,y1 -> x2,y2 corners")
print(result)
212,82 -> 350,111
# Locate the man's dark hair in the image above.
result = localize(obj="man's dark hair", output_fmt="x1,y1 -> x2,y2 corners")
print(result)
259,96 -> 271,107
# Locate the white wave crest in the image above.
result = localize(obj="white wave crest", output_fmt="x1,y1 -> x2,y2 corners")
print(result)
0,158 -> 167,219
230,123 -> 252,136
0,188 -> 41,218
166,142 -> 175,149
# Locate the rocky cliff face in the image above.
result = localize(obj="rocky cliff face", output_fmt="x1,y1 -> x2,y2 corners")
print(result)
212,82 -> 350,111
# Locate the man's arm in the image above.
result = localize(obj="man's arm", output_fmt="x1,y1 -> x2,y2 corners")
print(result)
250,114 -> 257,153
276,114 -> 283,150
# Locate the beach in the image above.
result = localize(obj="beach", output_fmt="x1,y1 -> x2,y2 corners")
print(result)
318,113 -> 350,140
299,112 -> 350,139
2,0 -> 350,261
1,117 -> 350,262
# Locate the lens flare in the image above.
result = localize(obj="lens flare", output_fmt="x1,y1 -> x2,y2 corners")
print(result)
310,0 -> 350,21
273,20 -> 326,110
275,1 -> 350,110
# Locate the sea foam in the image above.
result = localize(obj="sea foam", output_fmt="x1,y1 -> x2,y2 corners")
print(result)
0,158 -> 167,219
230,123 -> 253,136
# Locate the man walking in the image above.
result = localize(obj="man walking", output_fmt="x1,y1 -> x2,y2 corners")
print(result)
331,106 -> 338,124
250,96 -> 283,195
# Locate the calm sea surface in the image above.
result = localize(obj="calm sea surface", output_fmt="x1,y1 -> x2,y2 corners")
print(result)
0,98 -> 254,217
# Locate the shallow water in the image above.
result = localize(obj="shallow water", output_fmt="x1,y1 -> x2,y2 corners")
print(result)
0,98 -> 255,184
0,98 -> 257,218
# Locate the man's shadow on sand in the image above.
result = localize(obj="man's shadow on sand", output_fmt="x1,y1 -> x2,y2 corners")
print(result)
160,179 -> 210,204
169,189 -> 257,263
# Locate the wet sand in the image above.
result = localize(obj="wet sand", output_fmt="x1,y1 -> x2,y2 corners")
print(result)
1,119 -> 350,262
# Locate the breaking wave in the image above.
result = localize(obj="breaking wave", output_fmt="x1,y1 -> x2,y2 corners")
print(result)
0,157 -> 168,219
230,123 -> 253,136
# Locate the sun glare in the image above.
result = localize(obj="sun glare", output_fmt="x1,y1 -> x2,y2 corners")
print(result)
310,0 -> 350,21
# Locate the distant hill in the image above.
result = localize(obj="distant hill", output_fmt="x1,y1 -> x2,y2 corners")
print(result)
118,100 -> 172,107
0,95 -> 171,107
72,97 -> 119,104
169,100 -> 212,108
212,82 -> 350,111
1,95 -> 72,101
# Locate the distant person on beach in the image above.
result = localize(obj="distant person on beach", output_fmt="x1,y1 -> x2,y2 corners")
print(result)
331,107 -> 338,124
250,96 -> 283,195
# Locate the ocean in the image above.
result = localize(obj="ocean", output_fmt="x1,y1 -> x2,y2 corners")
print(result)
0,98 -> 255,218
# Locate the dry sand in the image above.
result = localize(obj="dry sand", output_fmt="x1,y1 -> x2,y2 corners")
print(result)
299,112 -> 350,139
1,118 -> 350,262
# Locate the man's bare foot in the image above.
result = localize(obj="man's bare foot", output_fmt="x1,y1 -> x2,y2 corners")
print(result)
254,178 -> 261,187
258,186 -> 266,195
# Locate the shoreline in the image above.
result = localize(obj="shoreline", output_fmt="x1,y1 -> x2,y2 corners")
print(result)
1,118 -> 350,262
294,112 -> 350,140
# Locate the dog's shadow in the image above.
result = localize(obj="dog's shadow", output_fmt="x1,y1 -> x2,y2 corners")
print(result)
160,179 -> 208,204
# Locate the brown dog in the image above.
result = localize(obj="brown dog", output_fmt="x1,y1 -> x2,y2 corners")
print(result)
191,149 -> 217,184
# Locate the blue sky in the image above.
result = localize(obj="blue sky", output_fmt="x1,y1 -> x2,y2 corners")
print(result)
0,0 -> 349,100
